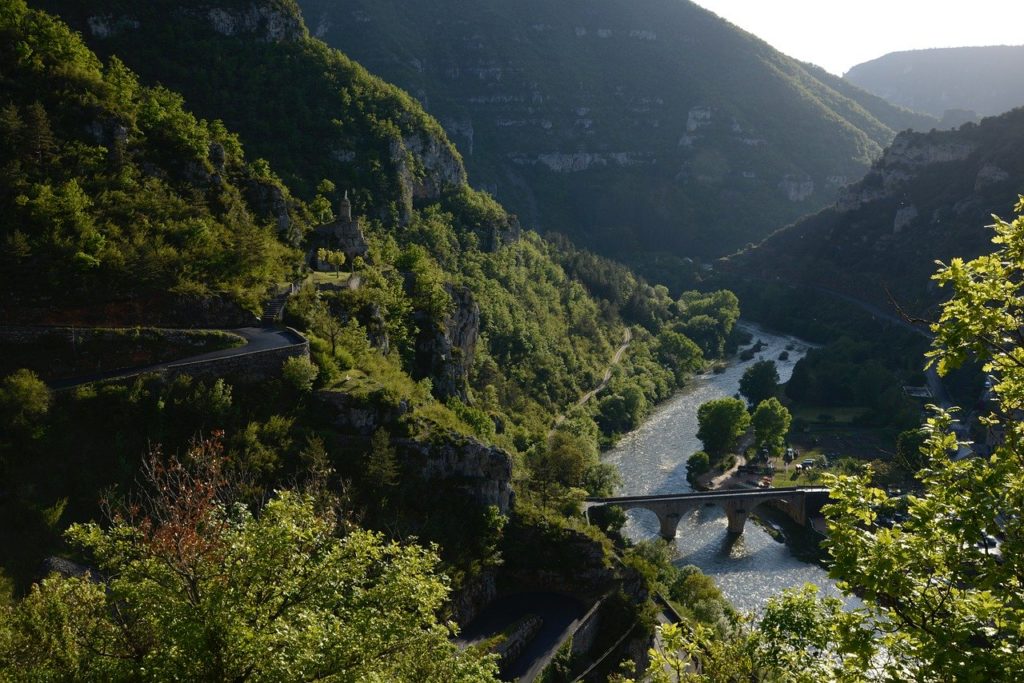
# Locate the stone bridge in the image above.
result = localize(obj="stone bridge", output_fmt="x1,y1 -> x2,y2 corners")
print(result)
584,487 -> 830,538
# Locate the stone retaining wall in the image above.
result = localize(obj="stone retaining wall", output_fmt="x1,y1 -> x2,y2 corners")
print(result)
162,333 -> 309,384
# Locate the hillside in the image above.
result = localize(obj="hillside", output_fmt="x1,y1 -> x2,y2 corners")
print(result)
728,108 -> 1024,316
0,2 -> 304,317
289,0 -> 934,266
3,3 -> 746,644
846,46 -> 1024,121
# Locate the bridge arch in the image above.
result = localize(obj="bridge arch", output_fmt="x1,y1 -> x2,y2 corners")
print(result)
584,487 -> 826,537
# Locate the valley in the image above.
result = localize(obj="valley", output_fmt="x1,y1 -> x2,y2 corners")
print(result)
2,0 -> 1023,680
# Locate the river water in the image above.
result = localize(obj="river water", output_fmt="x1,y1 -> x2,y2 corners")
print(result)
603,322 -> 849,614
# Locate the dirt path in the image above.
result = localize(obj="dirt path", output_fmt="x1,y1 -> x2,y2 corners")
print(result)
551,328 -> 632,432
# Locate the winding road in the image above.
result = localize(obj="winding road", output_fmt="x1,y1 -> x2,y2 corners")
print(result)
552,328 -> 632,431
50,327 -> 305,390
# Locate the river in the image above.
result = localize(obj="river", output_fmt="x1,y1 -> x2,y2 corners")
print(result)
603,322 -> 850,614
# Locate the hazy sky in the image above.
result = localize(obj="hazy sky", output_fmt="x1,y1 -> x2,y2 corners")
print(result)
691,1 -> 1024,75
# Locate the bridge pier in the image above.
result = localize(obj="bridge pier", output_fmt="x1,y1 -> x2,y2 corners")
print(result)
723,501 -> 749,534
657,512 -> 680,540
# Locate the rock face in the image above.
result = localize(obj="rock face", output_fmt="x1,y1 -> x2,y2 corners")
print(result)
205,3 -> 304,42
405,435 -> 514,513
297,0 -> 937,264
734,106 -> 1024,315
390,134 -> 467,223
837,131 -> 978,214
242,179 -> 303,245
315,389 -> 411,436
413,285 -> 480,401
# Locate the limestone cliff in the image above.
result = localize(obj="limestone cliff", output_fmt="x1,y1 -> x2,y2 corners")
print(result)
314,389 -> 513,513
43,0 -> 468,221
297,0 -> 936,263
733,108 -> 1024,314
412,285 -> 480,402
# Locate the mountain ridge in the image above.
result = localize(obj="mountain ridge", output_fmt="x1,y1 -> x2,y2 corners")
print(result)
727,107 -> 1024,316
845,45 -> 1024,121
296,0 -> 935,266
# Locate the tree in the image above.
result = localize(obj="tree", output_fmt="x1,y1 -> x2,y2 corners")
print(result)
311,178 -> 336,223
657,329 -> 704,380
686,451 -> 710,485
635,585 -> 872,683
316,247 -> 346,277
739,360 -> 779,407
696,397 -> 750,457
824,199 -> 1024,679
893,427 -> 927,476
0,439 -> 498,681
281,355 -> 318,392
751,398 -> 792,456
366,427 -> 400,490
0,368 -> 51,430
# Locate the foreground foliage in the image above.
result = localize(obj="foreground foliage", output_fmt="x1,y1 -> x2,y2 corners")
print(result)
640,202 -> 1024,682
0,439 -> 498,682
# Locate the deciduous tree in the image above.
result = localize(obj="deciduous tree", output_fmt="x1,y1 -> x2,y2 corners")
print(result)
739,360 -> 779,407
696,397 -> 750,457
751,397 -> 791,456
825,199 -> 1024,679
0,439 -> 498,681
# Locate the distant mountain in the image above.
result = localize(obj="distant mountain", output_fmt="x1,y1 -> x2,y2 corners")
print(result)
845,46 -> 1024,121
35,0 -> 468,226
294,0 -> 934,264
728,108 -> 1024,316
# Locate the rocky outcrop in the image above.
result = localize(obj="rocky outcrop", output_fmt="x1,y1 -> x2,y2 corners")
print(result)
88,3 -> 303,43
413,285 -> 480,401
882,134 -> 976,169
893,204 -> 918,233
243,179 -> 298,242
403,133 -> 466,197
86,14 -> 139,38
315,389 -> 411,436
837,130 -> 981,213
389,133 -> 466,223
450,570 -> 498,625
975,163 -> 1010,191
37,557 -> 102,583
205,3 -> 304,42
406,434 -> 514,513
779,176 -> 815,202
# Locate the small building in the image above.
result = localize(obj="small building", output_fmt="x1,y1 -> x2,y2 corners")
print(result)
309,190 -> 369,271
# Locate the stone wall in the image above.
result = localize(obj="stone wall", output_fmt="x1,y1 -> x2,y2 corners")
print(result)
162,330 -> 308,384
569,597 -> 605,657
39,328 -> 310,389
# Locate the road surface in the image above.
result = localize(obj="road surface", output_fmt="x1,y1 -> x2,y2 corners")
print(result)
50,327 -> 304,389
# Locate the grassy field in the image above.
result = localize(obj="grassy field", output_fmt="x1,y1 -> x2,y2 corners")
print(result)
309,270 -> 352,285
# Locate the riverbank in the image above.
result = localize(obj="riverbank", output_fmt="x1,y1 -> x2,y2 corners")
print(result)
603,322 -> 846,613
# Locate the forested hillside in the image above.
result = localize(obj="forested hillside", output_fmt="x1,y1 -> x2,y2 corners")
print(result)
846,46 -> 1024,121
292,0 -> 933,270
0,3 -> 303,315
729,107 -> 1024,316
1,2 -> 744,651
